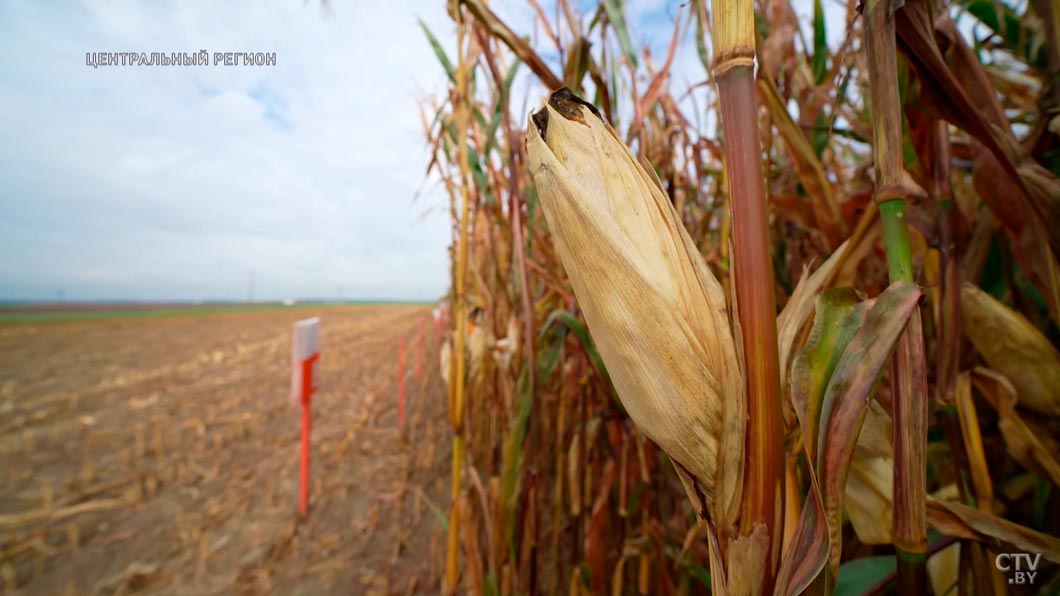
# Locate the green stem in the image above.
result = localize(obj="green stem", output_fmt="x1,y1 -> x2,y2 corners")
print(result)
896,550 -> 928,594
878,200 -> 914,283
880,199 -> 929,593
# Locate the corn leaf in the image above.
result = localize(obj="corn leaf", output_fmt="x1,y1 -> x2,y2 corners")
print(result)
776,240 -> 849,393
971,368 -> 1060,488
835,555 -> 895,596
777,281 -> 921,594
459,0 -> 563,90
926,498 -> 1060,563
540,309 -> 614,397
812,0 -> 828,84
844,403 -> 895,546
896,0 -> 1060,262
601,0 -> 638,68
791,287 -> 864,462
419,19 -> 456,83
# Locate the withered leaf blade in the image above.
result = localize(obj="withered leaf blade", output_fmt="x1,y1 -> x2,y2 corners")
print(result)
777,240 -> 850,394
790,287 -> 864,463
961,283 -> 1060,416
817,282 -> 921,569
971,368 -> 1060,488
896,0 -> 1060,262
926,498 -> 1060,563
777,281 -> 921,594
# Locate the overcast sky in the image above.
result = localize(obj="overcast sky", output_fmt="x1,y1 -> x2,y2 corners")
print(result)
0,1 -> 846,303
0,1 -> 465,302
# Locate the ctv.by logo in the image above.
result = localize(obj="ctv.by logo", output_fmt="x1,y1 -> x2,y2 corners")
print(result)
995,553 -> 1042,585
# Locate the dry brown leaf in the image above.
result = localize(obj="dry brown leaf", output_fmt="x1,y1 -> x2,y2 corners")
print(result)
971,367 -> 1060,488
844,401 -> 894,546
927,498 -> 1060,563
961,284 -> 1060,416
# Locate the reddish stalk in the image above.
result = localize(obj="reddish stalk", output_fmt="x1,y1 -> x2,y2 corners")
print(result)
712,0 -> 784,586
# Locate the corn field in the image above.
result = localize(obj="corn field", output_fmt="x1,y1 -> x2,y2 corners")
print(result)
422,0 -> 1060,593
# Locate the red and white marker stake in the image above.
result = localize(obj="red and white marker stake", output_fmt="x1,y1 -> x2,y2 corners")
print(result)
291,317 -> 320,516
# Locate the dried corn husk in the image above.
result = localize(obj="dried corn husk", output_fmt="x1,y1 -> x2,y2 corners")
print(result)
492,314 -> 520,369
526,88 -> 743,508
440,307 -> 493,387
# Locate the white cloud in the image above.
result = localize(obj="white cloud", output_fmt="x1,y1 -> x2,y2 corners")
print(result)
1,0 -> 849,303
0,1 -> 457,302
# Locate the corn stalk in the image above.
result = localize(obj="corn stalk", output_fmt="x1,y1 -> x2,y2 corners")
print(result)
863,1 -> 928,592
444,8 -> 472,593
710,0 -> 783,588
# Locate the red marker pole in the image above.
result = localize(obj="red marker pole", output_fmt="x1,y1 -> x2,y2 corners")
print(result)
299,354 -> 318,515
300,402 -> 310,514
291,317 -> 320,517
397,337 -> 407,428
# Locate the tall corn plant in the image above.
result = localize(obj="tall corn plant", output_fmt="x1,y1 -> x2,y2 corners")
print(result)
425,0 -> 1060,593
525,82 -> 931,594
444,9 -> 473,592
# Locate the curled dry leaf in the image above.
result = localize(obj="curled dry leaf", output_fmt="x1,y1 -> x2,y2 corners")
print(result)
778,281 -> 921,595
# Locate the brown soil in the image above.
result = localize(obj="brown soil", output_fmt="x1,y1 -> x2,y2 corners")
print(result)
0,305 -> 449,595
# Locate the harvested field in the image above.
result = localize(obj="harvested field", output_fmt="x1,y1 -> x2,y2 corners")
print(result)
0,305 -> 448,594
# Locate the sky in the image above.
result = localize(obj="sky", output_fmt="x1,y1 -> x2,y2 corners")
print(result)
0,0 -> 846,303
0,1 -> 461,302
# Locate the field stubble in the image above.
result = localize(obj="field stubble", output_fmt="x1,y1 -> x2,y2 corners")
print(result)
0,305 -> 448,594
